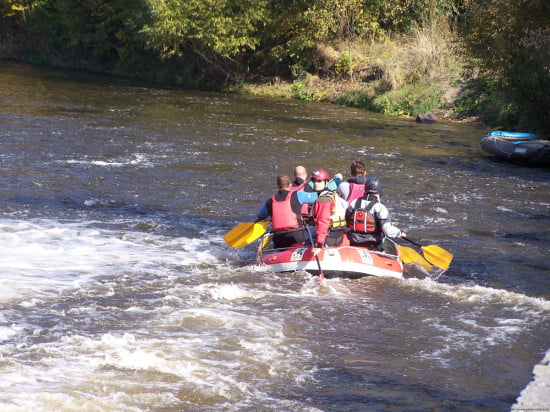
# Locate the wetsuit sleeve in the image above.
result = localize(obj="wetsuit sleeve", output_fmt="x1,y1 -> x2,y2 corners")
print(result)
257,199 -> 271,220
374,203 -> 402,238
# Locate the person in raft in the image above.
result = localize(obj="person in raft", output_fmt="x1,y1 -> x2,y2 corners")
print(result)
257,173 -> 318,248
337,160 -> 368,203
292,165 -> 342,192
345,177 -> 406,250
309,169 -> 348,254
290,165 -> 343,226
291,165 -> 309,190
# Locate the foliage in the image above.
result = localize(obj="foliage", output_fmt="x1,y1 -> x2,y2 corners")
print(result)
459,0 -> 550,134
368,83 -> 443,115
141,0 -> 266,81
335,51 -> 355,78
454,78 -> 521,129
254,0 -> 365,77
27,0 -> 150,72
291,81 -> 326,101
2,0 -> 548,134
0,0 -> 25,17
364,0 -> 460,34
334,88 -> 373,109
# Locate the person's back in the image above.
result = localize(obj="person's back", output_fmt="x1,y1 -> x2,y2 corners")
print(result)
338,160 -> 367,203
257,174 -> 317,248
346,177 -> 404,249
310,169 -> 347,248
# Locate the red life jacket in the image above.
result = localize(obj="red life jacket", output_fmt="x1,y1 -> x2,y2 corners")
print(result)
347,182 -> 365,203
271,192 -> 301,231
347,199 -> 378,233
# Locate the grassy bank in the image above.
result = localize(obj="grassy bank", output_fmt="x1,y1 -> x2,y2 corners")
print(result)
232,24 -> 471,124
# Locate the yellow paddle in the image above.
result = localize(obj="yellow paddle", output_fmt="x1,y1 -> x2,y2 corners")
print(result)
402,237 -> 453,271
397,245 -> 433,270
224,221 -> 270,248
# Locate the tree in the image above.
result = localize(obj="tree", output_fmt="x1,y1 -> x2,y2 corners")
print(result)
460,0 -> 550,133
28,0 -> 150,72
141,0 -> 267,81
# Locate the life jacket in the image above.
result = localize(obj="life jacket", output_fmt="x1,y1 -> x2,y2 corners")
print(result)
347,181 -> 365,203
348,198 -> 379,234
271,191 -> 302,231
318,190 -> 347,229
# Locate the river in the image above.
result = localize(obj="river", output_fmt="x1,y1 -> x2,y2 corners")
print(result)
0,62 -> 548,411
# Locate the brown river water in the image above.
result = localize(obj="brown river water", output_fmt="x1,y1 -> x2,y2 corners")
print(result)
0,62 -> 548,411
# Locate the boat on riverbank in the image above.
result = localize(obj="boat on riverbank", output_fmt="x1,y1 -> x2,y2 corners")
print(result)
480,131 -> 550,167
256,237 -> 403,279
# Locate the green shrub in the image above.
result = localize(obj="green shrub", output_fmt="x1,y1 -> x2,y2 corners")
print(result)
291,82 -> 325,101
335,51 -> 354,78
334,89 -> 370,108
367,84 -> 443,116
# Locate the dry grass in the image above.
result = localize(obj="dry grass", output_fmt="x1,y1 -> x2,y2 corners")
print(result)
237,19 -> 464,118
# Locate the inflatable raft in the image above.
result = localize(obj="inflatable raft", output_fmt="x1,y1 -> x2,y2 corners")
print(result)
256,237 -> 403,279
480,131 -> 550,167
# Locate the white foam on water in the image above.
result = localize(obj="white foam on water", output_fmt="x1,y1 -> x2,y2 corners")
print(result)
0,217 -> 220,302
513,348 -> 550,410
64,153 -> 153,168
0,325 -> 19,342
405,278 -> 550,366
416,279 -> 550,311
0,309 -> 316,410
197,282 -> 267,301
0,217 -> 319,411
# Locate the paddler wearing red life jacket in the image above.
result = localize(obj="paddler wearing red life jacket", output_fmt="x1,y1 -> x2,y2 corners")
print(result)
257,173 -> 318,248
310,169 -> 348,250
345,177 -> 406,250
337,160 -> 368,203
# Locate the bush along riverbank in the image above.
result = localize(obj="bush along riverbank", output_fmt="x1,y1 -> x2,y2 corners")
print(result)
231,30 -> 479,126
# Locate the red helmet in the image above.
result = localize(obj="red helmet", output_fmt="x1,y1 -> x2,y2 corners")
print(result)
311,169 -> 330,181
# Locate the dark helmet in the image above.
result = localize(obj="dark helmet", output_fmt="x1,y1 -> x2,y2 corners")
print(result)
364,177 -> 381,194
311,169 -> 330,181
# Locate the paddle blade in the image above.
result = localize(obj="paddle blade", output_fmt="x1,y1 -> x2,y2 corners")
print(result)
258,233 -> 273,252
398,245 -> 432,270
421,245 -> 453,271
224,221 -> 269,248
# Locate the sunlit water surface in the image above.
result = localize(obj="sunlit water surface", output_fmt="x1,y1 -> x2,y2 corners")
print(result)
0,63 -> 548,411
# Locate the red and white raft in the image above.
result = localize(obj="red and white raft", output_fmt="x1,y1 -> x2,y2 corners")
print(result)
256,239 -> 403,279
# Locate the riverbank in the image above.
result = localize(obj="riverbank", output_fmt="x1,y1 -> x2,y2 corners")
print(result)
231,74 -> 479,127
229,31 -> 474,126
